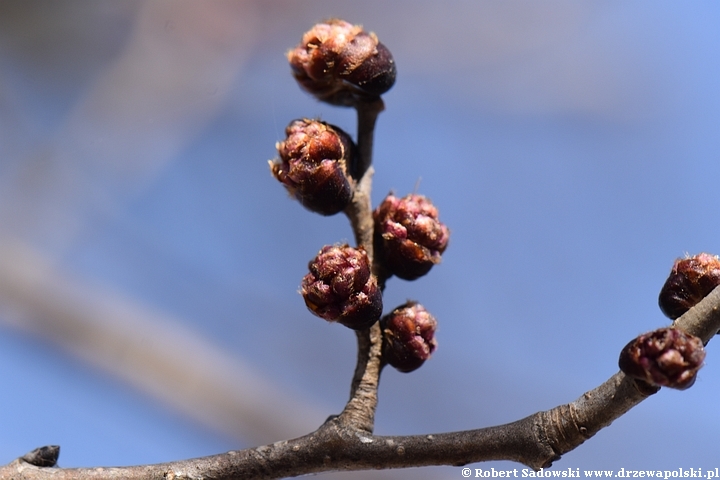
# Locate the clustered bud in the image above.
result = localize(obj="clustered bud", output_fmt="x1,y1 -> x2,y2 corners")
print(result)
270,119 -> 356,216
373,193 -> 450,280
381,302 -> 438,373
287,19 -> 396,106
658,253 -> 720,320
301,244 -> 383,330
618,327 -> 705,390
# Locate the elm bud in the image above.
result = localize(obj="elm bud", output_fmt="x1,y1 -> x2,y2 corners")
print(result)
287,19 -> 396,106
373,193 -> 450,280
301,244 -> 383,330
270,119 -> 356,216
658,253 -> 720,320
381,302 -> 437,373
618,327 -> 705,390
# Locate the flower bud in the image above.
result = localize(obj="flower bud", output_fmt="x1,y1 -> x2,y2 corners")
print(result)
658,253 -> 720,320
618,327 -> 705,390
373,193 -> 450,280
381,302 -> 437,373
270,119 -> 356,216
287,19 -> 396,106
301,244 -> 383,330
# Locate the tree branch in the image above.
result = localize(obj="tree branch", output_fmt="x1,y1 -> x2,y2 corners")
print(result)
337,322 -> 384,433
338,95 -> 386,433
9,14 -> 720,471
344,166 -> 375,257
5,286 -> 719,479
343,97 -> 384,258
352,98 -> 385,181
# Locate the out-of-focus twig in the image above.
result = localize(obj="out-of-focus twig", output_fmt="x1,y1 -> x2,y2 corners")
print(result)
0,239 -> 324,444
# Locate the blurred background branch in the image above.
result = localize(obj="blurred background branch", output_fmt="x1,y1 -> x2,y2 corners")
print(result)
0,239 -> 323,444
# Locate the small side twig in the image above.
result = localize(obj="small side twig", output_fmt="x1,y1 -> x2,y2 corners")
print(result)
337,322 -> 384,433
353,98 -> 385,180
344,165 -> 375,257
340,96 -> 386,432
344,97 -> 385,259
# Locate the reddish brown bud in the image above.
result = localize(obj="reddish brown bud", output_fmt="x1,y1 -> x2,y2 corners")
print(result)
373,193 -> 450,280
658,253 -> 720,320
287,19 -> 396,106
618,327 -> 705,390
270,119 -> 356,215
301,244 -> 383,330
381,302 -> 438,373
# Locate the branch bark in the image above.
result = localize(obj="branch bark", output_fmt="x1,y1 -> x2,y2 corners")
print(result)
4,286 -> 720,478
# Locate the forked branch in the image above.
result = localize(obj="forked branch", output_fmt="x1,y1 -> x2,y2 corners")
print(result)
4,285 -> 720,479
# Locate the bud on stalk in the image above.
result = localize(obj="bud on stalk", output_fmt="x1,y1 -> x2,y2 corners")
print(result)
381,301 -> 438,373
301,244 -> 383,330
658,253 -> 720,320
618,327 -> 705,390
271,119 -> 356,216
287,19 -> 396,106
374,193 -> 449,280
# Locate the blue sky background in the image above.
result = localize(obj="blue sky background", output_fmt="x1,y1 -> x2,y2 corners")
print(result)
1,1 -> 720,478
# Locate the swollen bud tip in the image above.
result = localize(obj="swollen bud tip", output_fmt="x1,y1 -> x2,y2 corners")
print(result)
287,19 -> 396,106
373,193 -> 449,280
619,327 -> 705,390
271,119 -> 356,216
381,301 -> 438,373
301,244 -> 383,330
658,252 -> 720,320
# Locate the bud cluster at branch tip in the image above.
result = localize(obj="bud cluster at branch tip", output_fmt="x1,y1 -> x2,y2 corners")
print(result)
270,119 -> 356,216
658,252 -> 720,320
374,193 -> 450,280
381,301 -> 438,373
301,244 -> 383,330
287,19 -> 396,106
618,327 -> 705,390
